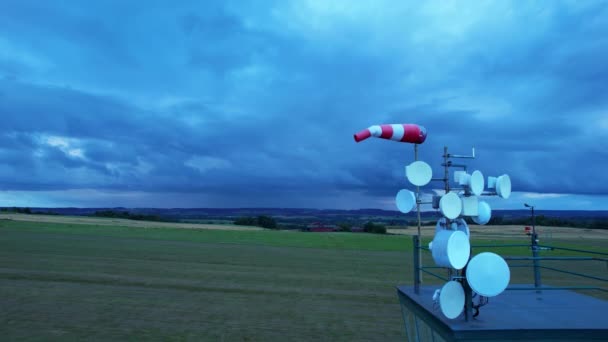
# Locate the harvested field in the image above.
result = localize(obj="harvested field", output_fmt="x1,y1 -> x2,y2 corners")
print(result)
0,213 -> 263,231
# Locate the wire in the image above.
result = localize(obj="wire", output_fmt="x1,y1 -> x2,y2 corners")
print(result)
472,296 -> 489,318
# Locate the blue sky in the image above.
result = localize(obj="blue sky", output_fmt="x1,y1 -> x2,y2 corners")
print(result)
0,1 -> 607,210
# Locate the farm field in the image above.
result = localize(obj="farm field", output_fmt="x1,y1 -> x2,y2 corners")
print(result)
0,213 -> 264,231
0,215 -> 606,341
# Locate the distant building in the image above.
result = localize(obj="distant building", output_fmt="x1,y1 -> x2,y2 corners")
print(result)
303,222 -> 339,232
350,226 -> 364,233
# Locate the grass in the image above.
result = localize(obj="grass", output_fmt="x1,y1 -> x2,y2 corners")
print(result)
0,218 -> 413,251
2,218 -> 605,254
0,219 -> 411,341
0,218 -> 606,341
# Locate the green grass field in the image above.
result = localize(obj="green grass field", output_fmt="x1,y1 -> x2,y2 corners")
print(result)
0,218 -> 606,341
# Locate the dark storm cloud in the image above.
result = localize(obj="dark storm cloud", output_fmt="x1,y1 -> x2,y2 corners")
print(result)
0,0 -> 607,208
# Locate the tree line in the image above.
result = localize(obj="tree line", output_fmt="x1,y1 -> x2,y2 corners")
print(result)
93,210 -> 165,222
336,221 -> 387,234
0,207 -> 58,215
234,215 -> 277,229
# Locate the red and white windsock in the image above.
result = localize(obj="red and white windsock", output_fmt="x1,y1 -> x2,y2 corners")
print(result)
354,124 -> 427,144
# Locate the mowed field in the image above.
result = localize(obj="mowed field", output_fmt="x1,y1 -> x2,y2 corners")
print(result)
0,214 -> 606,341
0,213 -> 265,231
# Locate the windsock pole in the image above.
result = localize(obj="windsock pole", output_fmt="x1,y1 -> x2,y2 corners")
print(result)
353,123 -> 427,291
415,144 -> 423,288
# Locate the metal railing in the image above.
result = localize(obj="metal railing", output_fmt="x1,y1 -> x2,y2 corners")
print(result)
413,236 -> 608,295
502,243 -> 608,293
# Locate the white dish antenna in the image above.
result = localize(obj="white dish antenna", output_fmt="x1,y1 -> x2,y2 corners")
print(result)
470,170 -> 485,196
458,170 -> 484,196
496,174 -> 511,199
431,230 -> 470,270
439,192 -> 462,219
405,161 -> 433,186
472,201 -> 492,225
395,189 -> 416,213
466,252 -> 510,297
439,281 -> 465,319
461,196 -> 479,216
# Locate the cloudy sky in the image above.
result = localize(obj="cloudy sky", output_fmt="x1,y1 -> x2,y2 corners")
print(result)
0,0 -> 607,210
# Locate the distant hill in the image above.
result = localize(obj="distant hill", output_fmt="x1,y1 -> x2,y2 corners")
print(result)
2,207 -> 607,230
4,207 -> 608,220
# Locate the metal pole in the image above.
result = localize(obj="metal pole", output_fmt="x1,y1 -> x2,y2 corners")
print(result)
531,206 -> 542,292
445,145 -> 474,320
443,146 -> 449,193
415,144 -> 421,238
443,147 -> 453,281
414,144 -> 423,288
413,235 -> 420,293
462,263 -> 473,321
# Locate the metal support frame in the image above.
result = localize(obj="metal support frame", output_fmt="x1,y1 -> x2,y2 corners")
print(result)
411,145 -> 478,320
404,143 -> 608,331
525,203 -> 542,292
414,144 -> 423,290
443,146 -> 476,321
398,141 -> 608,337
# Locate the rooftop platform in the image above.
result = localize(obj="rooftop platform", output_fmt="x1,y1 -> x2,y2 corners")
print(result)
397,284 -> 608,342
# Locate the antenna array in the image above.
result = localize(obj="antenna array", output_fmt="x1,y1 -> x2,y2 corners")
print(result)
355,123 -> 513,320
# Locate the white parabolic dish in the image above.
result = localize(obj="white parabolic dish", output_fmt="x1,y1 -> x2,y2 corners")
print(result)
439,192 -> 462,219
439,281 -> 465,319
466,252 -> 510,297
470,170 -> 485,196
496,174 -> 511,199
472,201 -> 492,225
395,189 -> 416,213
431,230 -> 470,270
406,161 -> 433,186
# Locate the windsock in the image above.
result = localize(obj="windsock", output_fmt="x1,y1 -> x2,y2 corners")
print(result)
354,124 -> 427,144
